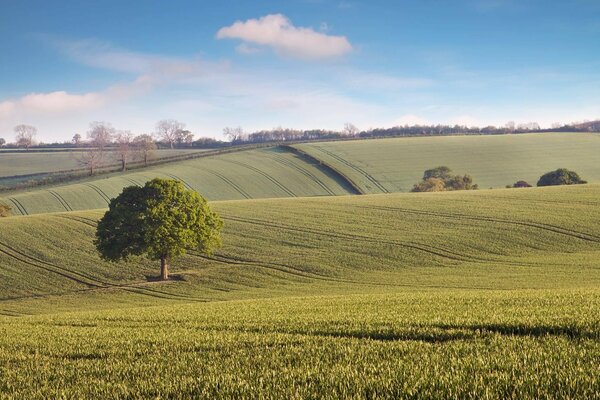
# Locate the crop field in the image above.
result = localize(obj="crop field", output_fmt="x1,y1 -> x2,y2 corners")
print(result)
293,132 -> 600,193
0,184 -> 599,398
0,147 -> 355,215
0,148 -> 204,178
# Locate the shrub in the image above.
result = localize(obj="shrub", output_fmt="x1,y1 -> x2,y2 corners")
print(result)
512,180 -> 532,188
537,169 -> 587,187
411,167 -> 478,192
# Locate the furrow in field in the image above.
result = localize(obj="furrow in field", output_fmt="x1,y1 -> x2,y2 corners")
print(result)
264,151 -> 335,195
8,198 -> 28,215
220,214 -> 476,263
191,166 -> 252,199
355,205 -> 600,243
83,183 -> 111,204
47,190 -> 72,211
310,145 -> 389,193
222,159 -> 297,197
161,172 -> 194,190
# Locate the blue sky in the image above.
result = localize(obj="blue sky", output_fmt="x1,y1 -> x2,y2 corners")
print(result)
1,0 -> 599,142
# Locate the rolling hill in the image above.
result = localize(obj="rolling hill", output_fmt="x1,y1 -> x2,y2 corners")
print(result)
293,132 -> 600,193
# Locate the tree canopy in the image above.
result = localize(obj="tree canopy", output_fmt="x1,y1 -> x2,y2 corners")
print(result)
95,178 -> 223,280
537,169 -> 587,187
412,166 -> 478,192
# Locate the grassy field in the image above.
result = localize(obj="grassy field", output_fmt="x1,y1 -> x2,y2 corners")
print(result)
293,132 -> 600,193
0,147 -> 355,215
0,148 -> 204,178
0,184 -> 599,397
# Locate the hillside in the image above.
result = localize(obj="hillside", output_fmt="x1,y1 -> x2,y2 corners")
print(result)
293,132 -> 600,193
0,147 -> 356,215
1,184 -> 599,314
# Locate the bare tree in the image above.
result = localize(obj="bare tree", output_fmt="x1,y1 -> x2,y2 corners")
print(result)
87,121 -> 115,150
133,134 -> 157,166
156,119 -> 185,149
72,133 -> 82,146
0,138 -> 5,147
115,130 -> 133,171
343,122 -> 359,136
76,122 -> 115,175
14,124 -> 37,150
223,126 -> 246,143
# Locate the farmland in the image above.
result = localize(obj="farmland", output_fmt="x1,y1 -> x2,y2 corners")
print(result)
0,184 -> 599,397
294,132 -> 600,193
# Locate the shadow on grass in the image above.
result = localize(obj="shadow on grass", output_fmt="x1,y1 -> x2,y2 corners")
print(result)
144,274 -> 187,282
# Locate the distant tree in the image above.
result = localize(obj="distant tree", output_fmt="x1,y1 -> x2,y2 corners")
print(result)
95,179 -> 223,280
14,124 -> 37,150
115,130 -> 133,171
223,126 -> 246,143
87,121 -> 115,150
72,133 -> 82,146
422,166 -> 452,181
0,202 -> 11,217
77,122 -> 115,175
505,121 -> 516,132
133,134 -> 157,166
511,180 -> 532,188
156,119 -> 185,149
412,166 -> 478,192
411,177 -> 446,192
343,122 -> 359,136
537,169 -> 587,187
0,138 -> 5,147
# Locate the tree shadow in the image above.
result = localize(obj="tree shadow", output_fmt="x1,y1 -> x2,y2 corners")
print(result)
144,274 -> 187,282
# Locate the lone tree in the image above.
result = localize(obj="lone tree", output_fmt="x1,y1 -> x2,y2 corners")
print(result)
156,119 -> 185,149
95,179 -> 223,280
133,134 -> 157,166
14,124 -> 37,150
537,168 -> 587,187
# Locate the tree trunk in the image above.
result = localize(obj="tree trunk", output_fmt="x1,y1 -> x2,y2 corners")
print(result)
121,158 -> 126,171
160,256 -> 169,280
144,153 -> 148,166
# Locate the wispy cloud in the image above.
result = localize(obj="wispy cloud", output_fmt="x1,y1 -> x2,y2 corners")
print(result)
216,14 -> 353,60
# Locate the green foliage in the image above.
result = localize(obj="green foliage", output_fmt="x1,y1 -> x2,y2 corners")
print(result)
537,168 -> 587,187
95,179 -> 222,273
411,166 -> 478,192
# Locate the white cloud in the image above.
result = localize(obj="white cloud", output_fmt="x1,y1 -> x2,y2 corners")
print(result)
216,14 -> 353,60
235,43 -> 262,55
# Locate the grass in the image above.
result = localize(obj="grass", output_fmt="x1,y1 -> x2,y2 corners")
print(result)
0,147 -> 355,215
293,132 -> 600,193
0,184 -> 599,397
0,148 -> 203,178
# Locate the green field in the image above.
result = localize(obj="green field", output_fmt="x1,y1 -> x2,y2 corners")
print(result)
294,132 -> 600,193
0,147 -> 355,215
1,185 -> 599,398
0,148 -> 204,178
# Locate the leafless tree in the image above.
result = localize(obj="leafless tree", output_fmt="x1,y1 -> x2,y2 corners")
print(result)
14,124 -> 37,150
343,122 -> 359,136
0,138 -> 5,147
115,130 -> 134,171
223,126 -> 246,142
77,148 -> 105,176
87,121 -> 115,150
504,121 -> 515,132
133,134 -> 157,166
72,133 -> 82,146
156,119 -> 185,149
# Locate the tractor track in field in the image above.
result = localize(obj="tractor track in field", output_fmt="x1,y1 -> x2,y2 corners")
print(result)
161,172 -> 194,190
188,165 -> 252,199
124,177 -> 142,187
83,183 -> 111,204
220,214 -> 481,263
222,159 -> 297,197
264,151 -> 336,195
8,197 -> 28,215
47,190 -> 72,211
353,205 -> 600,244
310,145 -> 389,194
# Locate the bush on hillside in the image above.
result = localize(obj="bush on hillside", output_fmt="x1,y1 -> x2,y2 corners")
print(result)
411,166 -> 478,192
537,169 -> 587,187
511,180 -> 532,188
0,203 -> 11,217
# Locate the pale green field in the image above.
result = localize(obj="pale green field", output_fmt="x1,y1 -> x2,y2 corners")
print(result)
0,147 -> 354,215
0,148 -> 204,178
294,132 -> 600,193
0,185 -> 599,398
